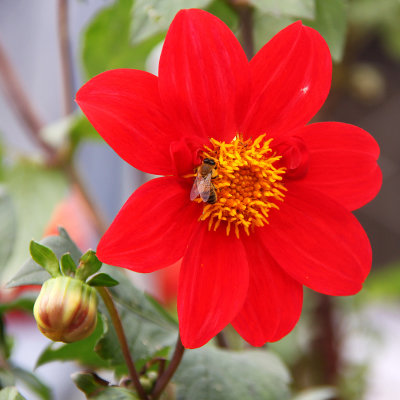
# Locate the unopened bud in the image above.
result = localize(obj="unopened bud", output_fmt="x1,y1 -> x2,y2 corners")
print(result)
33,277 -> 97,343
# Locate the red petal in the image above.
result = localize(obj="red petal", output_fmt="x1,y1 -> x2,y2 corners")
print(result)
76,69 -> 176,175
259,183 -> 372,296
232,237 -> 303,346
178,225 -> 249,348
242,22 -> 331,138
97,177 -> 201,272
296,122 -> 382,210
158,9 -> 250,142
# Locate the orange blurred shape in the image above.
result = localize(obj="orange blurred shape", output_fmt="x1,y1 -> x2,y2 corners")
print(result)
43,185 -> 98,251
154,260 -> 181,305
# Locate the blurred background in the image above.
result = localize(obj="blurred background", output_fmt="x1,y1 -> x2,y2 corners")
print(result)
0,0 -> 399,399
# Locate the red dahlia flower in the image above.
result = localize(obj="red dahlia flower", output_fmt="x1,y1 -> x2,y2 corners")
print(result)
76,9 -> 381,349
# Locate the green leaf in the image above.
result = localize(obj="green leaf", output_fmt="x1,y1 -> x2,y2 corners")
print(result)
0,387 -> 26,400
131,0 -> 212,44
29,241 -> 60,278
82,0 -> 164,79
361,262 -> 400,301
304,0 -> 347,62
95,267 -> 177,367
206,0 -> 238,29
76,250 -> 102,281
292,387 -> 337,400
0,186 -> 17,274
7,228 -> 82,288
87,273 -> 119,287
72,372 -> 139,399
60,253 -> 77,277
252,0 -> 315,19
0,369 -> 15,388
1,162 -> 67,285
11,367 -> 51,400
175,347 -> 291,400
36,314 -> 108,368
69,114 -> 101,150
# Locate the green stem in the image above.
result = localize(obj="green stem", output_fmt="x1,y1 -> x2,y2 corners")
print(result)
151,335 -> 185,400
97,287 -> 148,400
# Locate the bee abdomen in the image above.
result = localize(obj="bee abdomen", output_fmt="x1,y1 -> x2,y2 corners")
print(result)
207,190 -> 217,204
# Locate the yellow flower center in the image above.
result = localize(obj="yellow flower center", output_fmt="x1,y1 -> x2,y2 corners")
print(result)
194,134 -> 286,238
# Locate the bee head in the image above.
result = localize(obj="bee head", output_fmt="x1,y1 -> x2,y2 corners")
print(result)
203,158 -> 216,166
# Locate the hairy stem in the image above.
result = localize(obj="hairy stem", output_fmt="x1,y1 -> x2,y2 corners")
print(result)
57,0 -> 74,115
151,335 -> 185,400
97,287 -> 148,400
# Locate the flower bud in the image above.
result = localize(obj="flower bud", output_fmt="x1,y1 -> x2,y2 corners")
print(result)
33,276 -> 97,343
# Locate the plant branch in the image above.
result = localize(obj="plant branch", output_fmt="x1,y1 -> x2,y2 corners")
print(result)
228,0 -> 254,60
216,331 -> 229,348
57,0 -> 74,116
0,38 -> 107,235
97,287 -> 148,400
151,335 -> 185,400
0,41 -> 54,157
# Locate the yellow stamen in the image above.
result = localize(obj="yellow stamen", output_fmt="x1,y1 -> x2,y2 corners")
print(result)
195,134 -> 286,237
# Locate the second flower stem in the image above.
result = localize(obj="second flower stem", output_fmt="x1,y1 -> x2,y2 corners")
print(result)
97,287 -> 148,400
151,335 -> 185,400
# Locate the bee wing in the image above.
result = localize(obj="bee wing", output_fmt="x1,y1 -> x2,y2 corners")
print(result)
198,173 -> 212,202
190,174 -> 212,202
190,177 -> 201,201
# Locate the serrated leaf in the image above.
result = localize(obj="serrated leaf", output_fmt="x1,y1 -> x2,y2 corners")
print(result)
305,0 -> 347,62
72,372 -> 139,399
131,0 -> 212,44
95,267 -> 177,366
87,273 -> 119,287
36,314 -> 108,368
292,387 -> 337,400
1,163 -> 67,285
252,0 -> 315,19
76,250 -> 101,281
0,387 -> 27,400
7,229 -> 82,288
11,367 -> 51,400
60,253 -> 77,277
175,347 -> 291,400
29,241 -> 60,278
0,186 -> 17,273
82,0 -> 164,79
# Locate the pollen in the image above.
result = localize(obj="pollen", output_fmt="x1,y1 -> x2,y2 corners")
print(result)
196,134 -> 286,238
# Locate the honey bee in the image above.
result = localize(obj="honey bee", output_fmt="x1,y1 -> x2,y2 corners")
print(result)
190,158 -> 218,204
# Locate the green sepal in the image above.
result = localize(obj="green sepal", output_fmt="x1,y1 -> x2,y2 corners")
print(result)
60,253 -> 77,277
75,250 -> 102,281
87,273 -> 119,287
29,241 -> 61,278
